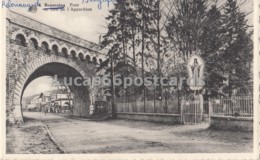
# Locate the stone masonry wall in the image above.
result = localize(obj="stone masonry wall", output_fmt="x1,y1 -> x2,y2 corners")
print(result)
210,116 -> 253,131
7,11 -> 105,56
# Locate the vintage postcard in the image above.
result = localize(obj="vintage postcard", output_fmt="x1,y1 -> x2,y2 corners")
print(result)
0,0 -> 259,159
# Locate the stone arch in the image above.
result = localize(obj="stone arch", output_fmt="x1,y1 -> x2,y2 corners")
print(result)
96,55 -> 103,64
61,47 -> 69,58
11,29 -> 28,44
27,34 -> 39,49
84,49 -> 89,56
27,34 -> 40,44
77,49 -> 84,54
41,41 -> 50,52
99,58 -> 103,64
15,34 -> 27,47
78,49 -> 85,58
52,44 -> 59,55
28,38 -> 38,49
12,55 -> 95,122
39,38 -> 51,46
50,41 -> 61,53
60,44 -> 69,55
69,47 -> 78,57
93,56 -> 97,64
78,52 -> 84,61
86,55 -> 91,62
70,50 -> 77,60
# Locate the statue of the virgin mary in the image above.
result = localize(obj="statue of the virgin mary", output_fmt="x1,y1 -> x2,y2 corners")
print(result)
187,56 -> 204,90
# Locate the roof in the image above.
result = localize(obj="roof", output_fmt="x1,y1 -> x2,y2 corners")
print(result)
50,90 -> 69,95
51,98 -> 73,101
42,90 -> 56,96
32,96 -> 40,100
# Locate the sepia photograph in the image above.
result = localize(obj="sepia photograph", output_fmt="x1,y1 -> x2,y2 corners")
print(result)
1,0 -> 258,159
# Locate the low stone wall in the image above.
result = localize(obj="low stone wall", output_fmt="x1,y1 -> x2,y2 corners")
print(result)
117,112 -> 180,124
210,116 -> 253,131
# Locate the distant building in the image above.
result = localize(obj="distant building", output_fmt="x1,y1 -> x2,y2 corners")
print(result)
26,91 -> 74,112
29,92 -> 51,105
27,96 -> 40,111
50,91 -> 74,107
39,92 -> 51,106
30,96 -> 40,104
27,95 -> 41,111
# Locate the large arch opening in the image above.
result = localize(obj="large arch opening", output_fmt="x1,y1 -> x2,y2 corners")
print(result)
22,76 -> 56,112
14,60 -> 93,122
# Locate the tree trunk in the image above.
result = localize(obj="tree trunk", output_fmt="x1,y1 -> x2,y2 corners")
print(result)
141,6 -> 146,112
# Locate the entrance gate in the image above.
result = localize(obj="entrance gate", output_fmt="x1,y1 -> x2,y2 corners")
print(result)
181,101 -> 203,125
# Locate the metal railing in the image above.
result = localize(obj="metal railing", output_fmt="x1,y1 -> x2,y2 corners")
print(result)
210,96 -> 253,117
115,99 -> 179,114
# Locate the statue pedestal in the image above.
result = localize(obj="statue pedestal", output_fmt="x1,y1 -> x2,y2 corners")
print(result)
199,94 -> 204,113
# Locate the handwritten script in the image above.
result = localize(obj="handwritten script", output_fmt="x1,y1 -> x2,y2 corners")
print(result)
2,0 -> 116,10
81,0 -> 116,10
2,0 -> 40,8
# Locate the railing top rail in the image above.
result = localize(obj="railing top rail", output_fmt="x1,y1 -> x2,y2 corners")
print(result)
212,95 -> 252,98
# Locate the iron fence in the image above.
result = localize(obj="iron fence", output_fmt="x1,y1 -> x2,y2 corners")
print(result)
181,101 -> 202,124
115,98 -> 180,114
211,96 -> 253,117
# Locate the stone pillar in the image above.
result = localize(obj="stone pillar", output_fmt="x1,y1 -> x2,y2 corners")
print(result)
89,87 -> 97,116
199,94 -> 204,122
13,105 -> 24,123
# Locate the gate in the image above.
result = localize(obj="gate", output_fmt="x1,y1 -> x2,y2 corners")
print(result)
181,101 -> 203,125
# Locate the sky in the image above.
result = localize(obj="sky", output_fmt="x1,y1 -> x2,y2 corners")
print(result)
10,0 -> 113,43
9,0 -> 253,44
14,0 -> 252,97
23,76 -> 56,97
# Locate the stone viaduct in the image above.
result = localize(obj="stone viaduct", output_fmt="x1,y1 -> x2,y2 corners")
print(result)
6,11 -> 107,122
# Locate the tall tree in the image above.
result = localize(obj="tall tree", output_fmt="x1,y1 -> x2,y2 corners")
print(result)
166,0 -> 208,59
166,0 -> 253,97
219,0 -> 253,95
200,5 -> 224,94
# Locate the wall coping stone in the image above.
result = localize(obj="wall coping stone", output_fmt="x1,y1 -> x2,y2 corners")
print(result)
117,112 -> 180,117
211,115 -> 253,121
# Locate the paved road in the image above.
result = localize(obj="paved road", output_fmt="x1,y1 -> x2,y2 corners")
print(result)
23,112 -> 253,153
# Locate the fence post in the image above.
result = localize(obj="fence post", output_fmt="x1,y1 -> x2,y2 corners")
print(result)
180,100 -> 184,124
208,98 -> 213,124
199,94 -> 204,123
